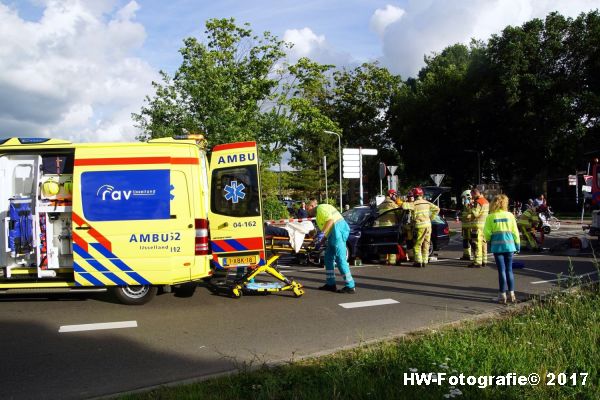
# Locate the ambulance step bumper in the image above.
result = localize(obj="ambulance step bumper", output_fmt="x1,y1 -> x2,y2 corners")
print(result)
0,287 -> 108,294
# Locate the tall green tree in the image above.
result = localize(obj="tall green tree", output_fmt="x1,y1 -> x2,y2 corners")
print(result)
132,18 -> 290,165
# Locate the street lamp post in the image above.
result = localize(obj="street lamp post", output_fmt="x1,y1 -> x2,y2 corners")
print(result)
324,130 -> 343,211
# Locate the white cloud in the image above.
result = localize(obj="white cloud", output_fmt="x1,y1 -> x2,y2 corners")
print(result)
377,0 -> 600,78
283,27 -> 352,66
370,4 -> 405,38
0,0 -> 159,142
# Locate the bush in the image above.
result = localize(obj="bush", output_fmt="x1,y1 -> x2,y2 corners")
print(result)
262,197 -> 290,220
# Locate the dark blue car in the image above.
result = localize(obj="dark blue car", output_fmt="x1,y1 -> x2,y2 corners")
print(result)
343,205 -> 450,262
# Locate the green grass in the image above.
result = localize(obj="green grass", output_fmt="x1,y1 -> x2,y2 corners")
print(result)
123,285 -> 600,400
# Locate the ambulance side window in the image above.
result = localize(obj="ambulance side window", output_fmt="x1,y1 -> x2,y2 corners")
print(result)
211,165 -> 260,217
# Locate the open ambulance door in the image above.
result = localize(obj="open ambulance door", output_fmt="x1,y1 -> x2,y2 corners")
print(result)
208,142 -> 265,270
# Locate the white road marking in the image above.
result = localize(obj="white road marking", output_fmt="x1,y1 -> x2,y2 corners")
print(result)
531,270 -> 598,285
522,267 -> 560,276
339,298 -> 399,309
300,264 -> 371,272
59,320 -> 138,333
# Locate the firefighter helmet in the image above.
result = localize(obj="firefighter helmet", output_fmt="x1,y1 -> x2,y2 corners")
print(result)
407,190 -> 414,198
461,190 -> 472,199
41,178 -> 60,197
413,187 -> 424,197
63,179 -> 73,195
388,189 -> 397,197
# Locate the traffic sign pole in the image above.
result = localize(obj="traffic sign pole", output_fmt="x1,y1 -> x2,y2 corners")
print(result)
359,148 -> 363,205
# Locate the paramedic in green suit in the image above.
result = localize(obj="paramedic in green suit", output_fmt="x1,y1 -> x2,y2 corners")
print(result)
307,199 -> 355,294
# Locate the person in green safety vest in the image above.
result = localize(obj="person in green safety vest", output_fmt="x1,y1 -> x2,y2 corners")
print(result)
307,199 -> 355,293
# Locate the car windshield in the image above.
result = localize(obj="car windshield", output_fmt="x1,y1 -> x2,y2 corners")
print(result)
343,207 -> 372,225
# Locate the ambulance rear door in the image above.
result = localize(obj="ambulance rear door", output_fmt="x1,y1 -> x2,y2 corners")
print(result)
208,142 -> 265,269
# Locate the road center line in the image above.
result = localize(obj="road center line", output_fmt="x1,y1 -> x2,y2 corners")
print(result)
339,298 -> 399,309
59,320 -> 138,333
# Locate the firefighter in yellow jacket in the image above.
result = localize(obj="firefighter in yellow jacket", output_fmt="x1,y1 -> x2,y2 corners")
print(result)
402,190 -> 415,261
468,188 -> 489,267
377,189 -> 400,264
411,187 -> 440,268
460,189 -> 474,261
518,206 -> 541,251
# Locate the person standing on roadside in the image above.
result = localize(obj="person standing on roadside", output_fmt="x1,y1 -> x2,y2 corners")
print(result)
484,194 -> 520,304
460,189 -> 474,261
377,189 -> 400,265
296,201 -> 308,219
306,198 -> 356,293
468,188 -> 489,268
402,190 -> 416,261
411,187 -> 440,268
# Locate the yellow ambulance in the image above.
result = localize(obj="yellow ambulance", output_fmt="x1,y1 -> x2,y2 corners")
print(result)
0,136 -> 266,304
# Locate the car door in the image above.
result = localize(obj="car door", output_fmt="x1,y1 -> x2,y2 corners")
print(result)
359,209 -> 403,256
208,142 -> 265,270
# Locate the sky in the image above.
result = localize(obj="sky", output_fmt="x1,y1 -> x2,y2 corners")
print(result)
0,0 -> 598,143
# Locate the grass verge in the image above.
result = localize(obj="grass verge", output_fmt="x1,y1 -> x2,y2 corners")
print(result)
123,286 -> 599,400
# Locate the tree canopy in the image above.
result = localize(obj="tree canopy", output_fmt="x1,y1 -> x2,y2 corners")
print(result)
134,12 -> 600,208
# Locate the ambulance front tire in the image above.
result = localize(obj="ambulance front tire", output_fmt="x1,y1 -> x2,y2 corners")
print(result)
112,285 -> 157,305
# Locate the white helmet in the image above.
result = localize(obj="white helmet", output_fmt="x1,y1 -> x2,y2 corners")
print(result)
461,190 -> 472,199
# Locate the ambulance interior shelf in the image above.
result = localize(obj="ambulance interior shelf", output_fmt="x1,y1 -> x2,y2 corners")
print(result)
1,152 -> 74,279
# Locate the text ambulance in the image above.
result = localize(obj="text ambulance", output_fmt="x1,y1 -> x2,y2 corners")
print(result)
0,136 -> 266,304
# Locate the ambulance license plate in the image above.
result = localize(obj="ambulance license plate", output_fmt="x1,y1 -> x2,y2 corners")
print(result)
221,255 -> 258,266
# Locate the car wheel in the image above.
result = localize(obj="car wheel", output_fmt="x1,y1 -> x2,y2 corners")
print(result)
112,285 -> 157,305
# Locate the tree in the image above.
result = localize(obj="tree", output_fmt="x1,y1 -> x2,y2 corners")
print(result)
132,18 -> 290,165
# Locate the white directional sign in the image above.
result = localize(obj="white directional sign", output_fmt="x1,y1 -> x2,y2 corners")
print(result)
582,185 -> 592,192
568,175 -> 577,186
430,174 -> 445,187
343,148 -> 378,156
343,160 -> 360,167
341,148 -> 378,205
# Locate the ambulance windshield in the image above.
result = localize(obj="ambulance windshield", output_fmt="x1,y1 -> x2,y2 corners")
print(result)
211,165 -> 260,217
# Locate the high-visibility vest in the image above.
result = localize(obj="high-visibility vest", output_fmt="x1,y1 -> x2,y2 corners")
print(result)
412,198 -> 440,229
518,208 -> 539,228
470,196 -> 489,229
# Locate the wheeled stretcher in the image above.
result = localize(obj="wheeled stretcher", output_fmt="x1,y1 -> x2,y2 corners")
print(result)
208,220 -> 321,298
263,220 -> 324,266
208,254 -> 305,298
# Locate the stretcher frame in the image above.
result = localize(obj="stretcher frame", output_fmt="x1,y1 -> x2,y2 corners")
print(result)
209,255 -> 304,298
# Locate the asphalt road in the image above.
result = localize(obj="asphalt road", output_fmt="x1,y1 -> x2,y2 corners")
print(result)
0,224 -> 597,400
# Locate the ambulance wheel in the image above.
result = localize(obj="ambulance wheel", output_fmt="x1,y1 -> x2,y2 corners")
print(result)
112,285 -> 157,305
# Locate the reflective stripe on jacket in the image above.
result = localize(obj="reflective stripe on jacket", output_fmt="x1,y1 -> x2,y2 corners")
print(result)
412,199 -> 440,229
484,210 -> 520,253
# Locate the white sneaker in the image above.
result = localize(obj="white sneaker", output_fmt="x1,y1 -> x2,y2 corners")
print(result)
498,292 -> 507,304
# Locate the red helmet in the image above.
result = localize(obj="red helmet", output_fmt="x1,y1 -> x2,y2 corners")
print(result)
413,187 -> 424,197
387,189 -> 397,197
